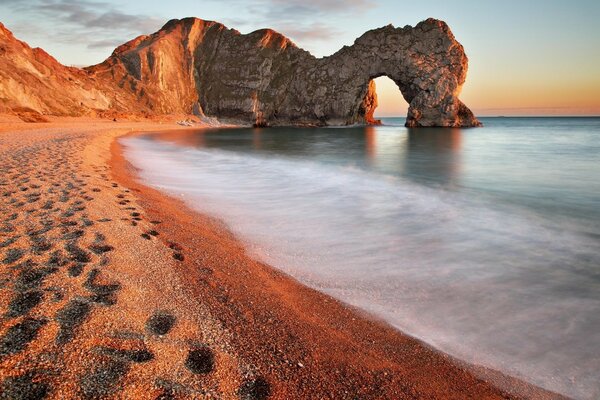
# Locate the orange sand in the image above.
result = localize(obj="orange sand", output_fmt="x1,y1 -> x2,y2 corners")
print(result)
0,116 -> 565,399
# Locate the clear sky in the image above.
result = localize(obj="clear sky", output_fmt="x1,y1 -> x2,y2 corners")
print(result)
1,0 -> 599,116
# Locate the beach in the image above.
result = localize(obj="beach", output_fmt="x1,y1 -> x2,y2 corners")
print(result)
0,116 -> 564,399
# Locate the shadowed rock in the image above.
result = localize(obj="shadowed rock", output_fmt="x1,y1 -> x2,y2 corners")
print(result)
89,244 -> 114,255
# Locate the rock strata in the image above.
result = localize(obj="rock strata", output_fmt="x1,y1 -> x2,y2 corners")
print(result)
0,18 -> 480,127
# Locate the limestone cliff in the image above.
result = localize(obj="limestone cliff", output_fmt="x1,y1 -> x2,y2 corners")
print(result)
0,23 -> 142,121
0,18 -> 481,127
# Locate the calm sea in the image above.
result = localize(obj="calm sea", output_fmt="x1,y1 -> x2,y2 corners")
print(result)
122,117 -> 600,399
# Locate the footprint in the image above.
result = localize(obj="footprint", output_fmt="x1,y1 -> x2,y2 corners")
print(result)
3,248 -> 24,264
184,347 -> 214,374
55,298 -> 92,345
0,317 -> 48,357
145,312 -> 176,336
239,377 -> 271,400
95,346 -> 154,363
6,290 -> 44,318
79,359 -> 129,399
1,371 -> 50,400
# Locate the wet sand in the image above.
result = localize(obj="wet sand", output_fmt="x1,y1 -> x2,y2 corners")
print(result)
0,116 -> 565,399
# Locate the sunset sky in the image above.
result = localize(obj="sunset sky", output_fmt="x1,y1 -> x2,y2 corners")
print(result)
1,0 -> 599,116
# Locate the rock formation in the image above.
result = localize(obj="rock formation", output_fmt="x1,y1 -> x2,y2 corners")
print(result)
0,23 -> 141,121
0,18 -> 481,127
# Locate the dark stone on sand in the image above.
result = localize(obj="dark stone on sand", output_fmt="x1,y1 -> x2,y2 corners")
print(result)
55,298 -> 91,344
79,359 -> 129,399
7,290 -> 44,318
184,347 -> 214,374
0,317 -> 47,357
148,230 -> 159,236
141,233 -> 151,240
173,253 -> 184,262
3,248 -> 24,264
96,346 -> 154,363
239,377 -> 271,400
146,312 -> 176,335
1,371 -> 50,400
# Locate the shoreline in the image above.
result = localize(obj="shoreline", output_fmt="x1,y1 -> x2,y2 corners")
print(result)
0,116 -> 565,399
112,127 -> 564,399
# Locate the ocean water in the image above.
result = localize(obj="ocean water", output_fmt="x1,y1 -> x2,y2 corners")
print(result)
122,117 -> 600,399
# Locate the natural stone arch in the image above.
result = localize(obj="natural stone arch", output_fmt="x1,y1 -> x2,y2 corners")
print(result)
289,19 -> 481,127
87,17 -> 481,127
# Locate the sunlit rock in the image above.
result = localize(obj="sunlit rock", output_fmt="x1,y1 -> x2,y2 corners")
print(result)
0,18 -> 480,127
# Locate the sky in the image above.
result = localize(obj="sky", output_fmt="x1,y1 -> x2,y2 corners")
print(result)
1,0 -> 599,116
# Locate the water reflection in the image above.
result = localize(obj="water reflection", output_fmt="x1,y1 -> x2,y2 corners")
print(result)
252,128 -> 262,150
404,128 -> 463,187
146,125 -> 464,189
364,126 -> 377,161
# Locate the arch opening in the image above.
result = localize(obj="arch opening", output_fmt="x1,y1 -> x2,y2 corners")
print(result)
372,76 -> 409,123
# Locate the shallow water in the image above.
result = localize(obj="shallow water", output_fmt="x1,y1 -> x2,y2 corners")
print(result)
122,117 -> 600,399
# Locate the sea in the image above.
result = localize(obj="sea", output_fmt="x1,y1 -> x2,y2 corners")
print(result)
122,117 -> 600,399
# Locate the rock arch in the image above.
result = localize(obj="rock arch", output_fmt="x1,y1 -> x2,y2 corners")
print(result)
86,17 -> 481,127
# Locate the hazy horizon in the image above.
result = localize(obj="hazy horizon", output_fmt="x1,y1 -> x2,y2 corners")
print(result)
2,0 -> 599,117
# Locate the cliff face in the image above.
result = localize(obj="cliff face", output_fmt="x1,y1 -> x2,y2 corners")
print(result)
0,18 -> 481,127
0,23 -> 142,121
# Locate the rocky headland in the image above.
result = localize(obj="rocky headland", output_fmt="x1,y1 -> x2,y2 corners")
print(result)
0,17 -> 480,127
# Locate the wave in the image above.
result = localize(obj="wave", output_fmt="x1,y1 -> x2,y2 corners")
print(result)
123,136 -> 600,399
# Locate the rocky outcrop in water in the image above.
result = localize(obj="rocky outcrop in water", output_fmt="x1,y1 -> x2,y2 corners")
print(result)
0,18 -> 480,127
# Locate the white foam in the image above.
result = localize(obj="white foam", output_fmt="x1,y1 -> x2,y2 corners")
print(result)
123,136 -> 600,399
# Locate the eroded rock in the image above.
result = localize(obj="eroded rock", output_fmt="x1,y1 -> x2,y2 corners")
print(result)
0,18 -> 480,127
